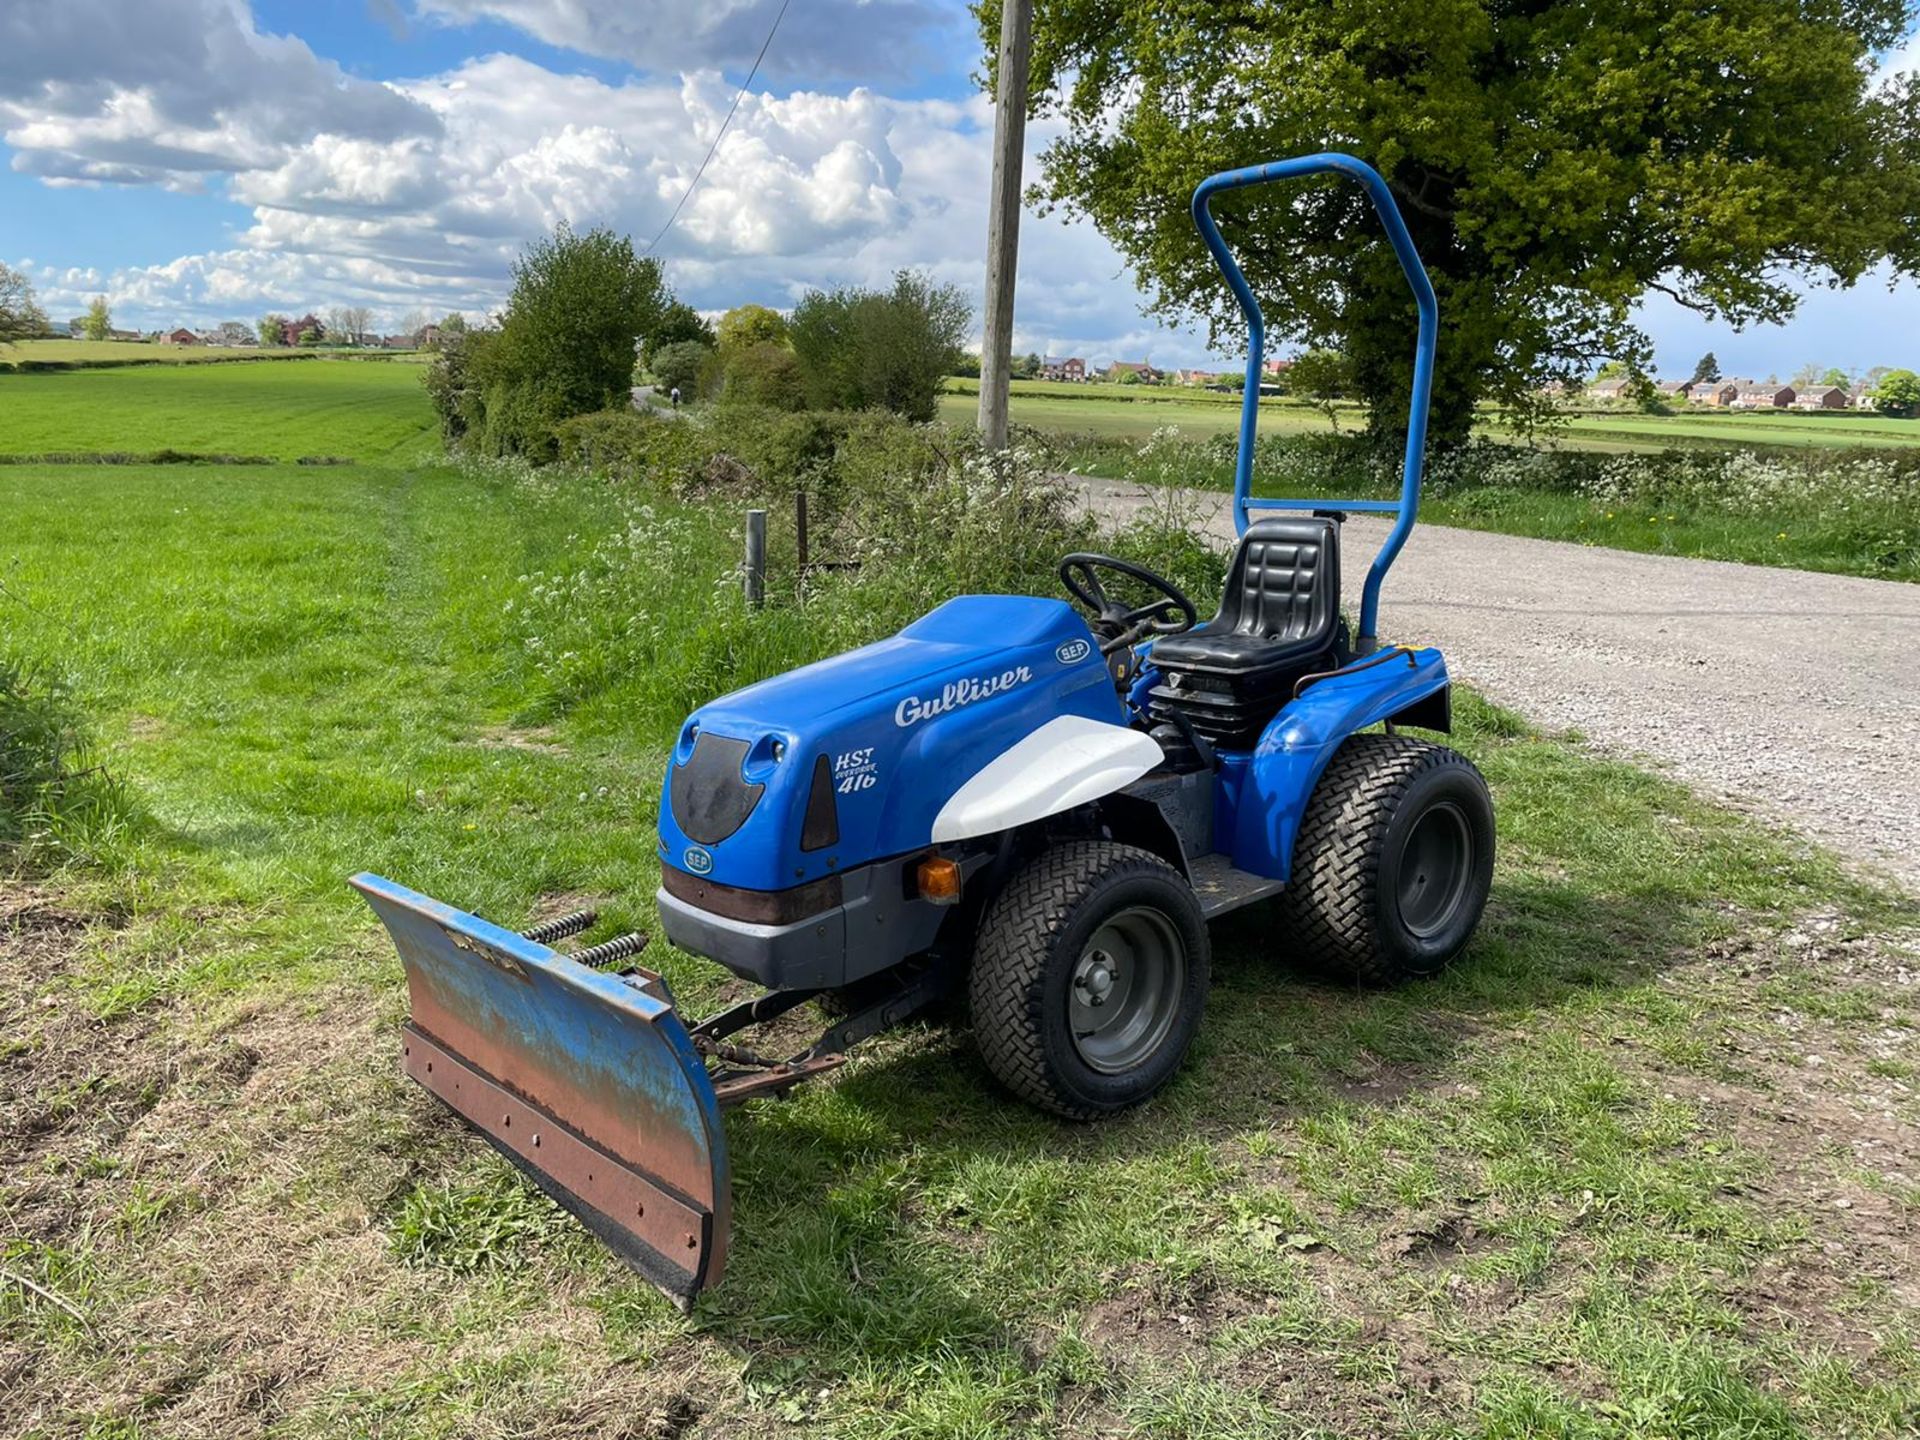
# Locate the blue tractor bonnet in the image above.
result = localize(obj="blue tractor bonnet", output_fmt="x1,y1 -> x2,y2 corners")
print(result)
655,594 -> 1141,891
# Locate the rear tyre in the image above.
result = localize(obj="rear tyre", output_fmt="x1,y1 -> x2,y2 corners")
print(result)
1280,733 -> 1494,984
969,841 -> 1210,1120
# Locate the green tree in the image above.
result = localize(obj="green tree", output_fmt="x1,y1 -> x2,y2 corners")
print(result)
258,314 -> 287,348
1288,347 -> 1354,430
457,224 -> 672,456
721,342 -> 807,410
788,270 -> 971,420
297,327 -> 322,347
650,339 -> 712,400
646,300 -> 715,361
0,263 -> 47,347
81,296 -> 111,342
716,304 -> 790,351
1873,369 -> 1920,418
1688,352 -> 1721,386
1010,0 -> 1920,445
1821,367 -> 1851,390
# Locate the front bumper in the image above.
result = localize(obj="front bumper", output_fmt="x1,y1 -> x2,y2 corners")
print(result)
658,855 -> 951,990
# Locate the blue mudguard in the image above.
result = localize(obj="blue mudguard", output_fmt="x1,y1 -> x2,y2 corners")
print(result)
1220,648 -> 1452,879
351,873 -> 729,1307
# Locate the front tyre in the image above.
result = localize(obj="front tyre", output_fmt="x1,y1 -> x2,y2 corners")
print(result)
969,842 -> 1210,1120
1281,733 -> 1495,984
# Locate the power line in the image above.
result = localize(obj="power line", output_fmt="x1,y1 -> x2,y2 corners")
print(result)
644,0 -> 794,256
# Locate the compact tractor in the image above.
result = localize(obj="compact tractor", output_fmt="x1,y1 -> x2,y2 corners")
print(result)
356,155 -> 1495,1307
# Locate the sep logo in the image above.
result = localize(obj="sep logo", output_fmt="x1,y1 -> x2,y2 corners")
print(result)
682,845 -> 714,875
1055,638 -> 1091,665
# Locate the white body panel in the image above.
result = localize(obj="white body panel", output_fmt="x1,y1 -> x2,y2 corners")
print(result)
930,715 -> 1163,843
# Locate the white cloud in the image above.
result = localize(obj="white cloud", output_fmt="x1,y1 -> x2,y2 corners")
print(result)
410,0 -> 955,84
2,16 -> 1222,363
0,0 -> 438,186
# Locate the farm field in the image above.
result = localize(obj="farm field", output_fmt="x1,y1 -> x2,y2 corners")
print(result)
3,363 -> 1918,1438
2,339 -> 319,365
938,378 -> 1920,453
0,359 -> 435,461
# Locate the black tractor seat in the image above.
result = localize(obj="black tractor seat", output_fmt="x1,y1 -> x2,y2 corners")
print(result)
1148,515 -> 1346,746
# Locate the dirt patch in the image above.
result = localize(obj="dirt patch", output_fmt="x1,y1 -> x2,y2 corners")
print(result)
0,891 -> 764,1439
1622,922 -> 1919,1366
469,724 -> 570,756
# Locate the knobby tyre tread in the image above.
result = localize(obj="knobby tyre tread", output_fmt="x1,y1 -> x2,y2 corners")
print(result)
969,841 -> 1206,1120
1280,733 -> 1492,985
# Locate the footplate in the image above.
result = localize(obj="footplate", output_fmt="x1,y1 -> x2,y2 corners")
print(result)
351,873 -> 729,1306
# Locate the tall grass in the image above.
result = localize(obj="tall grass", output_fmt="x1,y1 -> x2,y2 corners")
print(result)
0,653 -> 133,868
501,406 -> 1228,725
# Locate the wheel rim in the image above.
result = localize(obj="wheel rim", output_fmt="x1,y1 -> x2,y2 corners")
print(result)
1068,906 -> 1187,1075
1396,800 -> 1474,939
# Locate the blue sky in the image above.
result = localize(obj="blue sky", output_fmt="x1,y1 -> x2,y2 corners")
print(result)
2,1 -> 1915,376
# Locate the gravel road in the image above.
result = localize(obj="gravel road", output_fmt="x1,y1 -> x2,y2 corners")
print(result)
1080,475 -> 1920,894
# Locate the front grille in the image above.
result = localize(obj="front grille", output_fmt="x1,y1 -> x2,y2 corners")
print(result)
669,731 -> 763,844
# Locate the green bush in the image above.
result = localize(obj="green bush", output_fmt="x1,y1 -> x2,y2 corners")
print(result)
720,342 -> 806,411
788,270 -> 971,420
425,222 -> 676,457
485,418 -> 1216,720
648,339 -> 710,399
553,408 -> 707,484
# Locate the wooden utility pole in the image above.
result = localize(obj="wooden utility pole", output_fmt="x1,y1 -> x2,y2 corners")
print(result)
977,0 -> 1033,450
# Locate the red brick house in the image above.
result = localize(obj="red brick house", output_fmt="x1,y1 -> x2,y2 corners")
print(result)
164,327 -> 201,345
1039,356 -> 1085,381
1731,383 -> 1794,409
1791,386 -> 1848,411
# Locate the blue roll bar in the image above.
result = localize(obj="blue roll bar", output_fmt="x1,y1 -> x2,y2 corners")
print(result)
1190,154 -> 1438,647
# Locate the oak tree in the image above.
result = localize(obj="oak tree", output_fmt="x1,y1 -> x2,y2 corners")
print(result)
1004,0 -> 1920,444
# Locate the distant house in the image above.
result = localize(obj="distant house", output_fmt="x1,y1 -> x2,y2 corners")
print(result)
1586,376 -> 1632,401
279,313 -> 324,345
416,323 -> 443,348
162,328 -> 201,345
1850,383 -> 1878,411
380,334 -> 414,350
1731,383 -> 1794,409
1040,356 -> 1085,382
108,328 -> 143,342
1103,360 -> 1160,384
1792,386 -> 1848,411
1261,358 -> 1294,378
1695,380 -> 1744,407
1655,380 -> 1693,400
1175,367 -> 1218,386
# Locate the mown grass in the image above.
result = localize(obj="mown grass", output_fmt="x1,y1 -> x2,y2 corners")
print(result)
936,378 -> 1920,454
3,339 -> 316,365
0,360 -> 435,461
2,367 -> 1917,1438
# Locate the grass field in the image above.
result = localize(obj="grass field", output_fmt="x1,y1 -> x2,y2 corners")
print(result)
938,379 -> 1920,454
4,364 -> 1919,1437
2,339 -> 318,365
0,360 -> 435,461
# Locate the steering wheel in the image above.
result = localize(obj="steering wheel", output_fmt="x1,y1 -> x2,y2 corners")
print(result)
1059,553 -> 1199,657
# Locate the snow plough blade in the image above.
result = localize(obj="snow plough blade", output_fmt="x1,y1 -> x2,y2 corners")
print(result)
351,873 -> 729,1307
